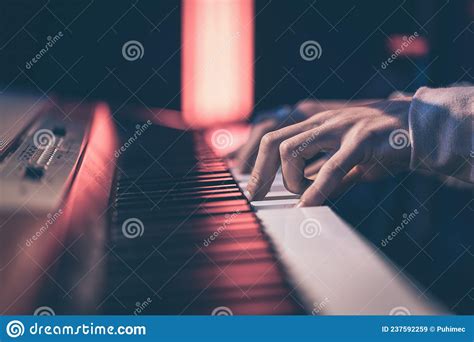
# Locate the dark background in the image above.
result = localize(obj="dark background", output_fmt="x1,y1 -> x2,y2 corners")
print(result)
1,0 -> 473,314
1,0 -> 473,112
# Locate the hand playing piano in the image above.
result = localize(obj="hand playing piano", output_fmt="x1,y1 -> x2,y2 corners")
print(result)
227,100 -> 324,173
246,99 -> 412,207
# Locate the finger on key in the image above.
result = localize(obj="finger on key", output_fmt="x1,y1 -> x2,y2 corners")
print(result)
246,120 -> 313,200
279,127 -> 333,194
237,122 -> 276,174
297,142 -> 364,207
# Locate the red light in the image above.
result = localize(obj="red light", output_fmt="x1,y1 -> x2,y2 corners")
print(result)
182,0 -> 254,127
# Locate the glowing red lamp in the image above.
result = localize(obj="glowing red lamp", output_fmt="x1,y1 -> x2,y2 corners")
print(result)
182,0 -> 254,127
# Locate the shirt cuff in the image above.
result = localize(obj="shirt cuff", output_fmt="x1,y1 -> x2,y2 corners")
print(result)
408,86 -> 474,183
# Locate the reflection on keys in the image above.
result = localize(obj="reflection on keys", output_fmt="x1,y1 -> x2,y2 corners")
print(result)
103,124 -> 305,315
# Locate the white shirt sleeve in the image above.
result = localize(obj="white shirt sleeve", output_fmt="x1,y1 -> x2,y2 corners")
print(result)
408,86 -> 474,183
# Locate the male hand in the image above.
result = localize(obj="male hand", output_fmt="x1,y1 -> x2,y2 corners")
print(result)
228,100 -> 325,173
246,99 -> 413,206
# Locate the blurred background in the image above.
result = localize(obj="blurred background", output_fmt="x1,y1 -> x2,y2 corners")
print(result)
1,0 -> 473,112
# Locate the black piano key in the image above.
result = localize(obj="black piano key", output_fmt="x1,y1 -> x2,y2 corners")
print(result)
103,123 -> 305,315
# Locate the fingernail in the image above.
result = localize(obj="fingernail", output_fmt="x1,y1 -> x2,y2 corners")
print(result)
295,200 -> 305,208
244,190 -> 253,200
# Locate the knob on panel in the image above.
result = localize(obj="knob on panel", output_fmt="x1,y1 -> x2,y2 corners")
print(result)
24,165 -> 44,180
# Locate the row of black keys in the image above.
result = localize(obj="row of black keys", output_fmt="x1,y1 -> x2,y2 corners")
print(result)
102,129 -> 304,314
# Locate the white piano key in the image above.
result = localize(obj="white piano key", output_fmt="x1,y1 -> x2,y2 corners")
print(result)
231,167 -> 298,200
251,198 -> 299,210
264,190 -> 300,200
264,183 -> 290,192
256,206 -> 447,315
240,184 -> 297,198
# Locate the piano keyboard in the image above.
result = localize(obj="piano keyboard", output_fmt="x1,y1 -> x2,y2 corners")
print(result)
232,162 -> 445,315
231,169 -> 301,209
102,124 -> 305,315
101,122 -> 444,316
